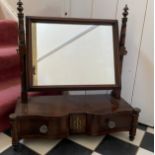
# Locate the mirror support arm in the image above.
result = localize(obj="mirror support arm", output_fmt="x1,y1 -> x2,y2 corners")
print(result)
17,0 -> 28,103
111,5 -> 129,99
119,4 -> 129,72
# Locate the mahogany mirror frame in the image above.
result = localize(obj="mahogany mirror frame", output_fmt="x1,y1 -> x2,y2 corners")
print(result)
25,16 -> 121,91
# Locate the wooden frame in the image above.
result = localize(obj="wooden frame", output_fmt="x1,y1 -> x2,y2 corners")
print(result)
17,0 -> 129,102
26,17 -> 121,92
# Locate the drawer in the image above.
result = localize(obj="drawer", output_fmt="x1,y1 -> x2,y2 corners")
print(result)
20,116 -> 69,138
87,112 -> 132,135
20,118 -> 49,136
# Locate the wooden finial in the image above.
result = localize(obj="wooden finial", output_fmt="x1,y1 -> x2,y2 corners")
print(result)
120,5 -> 129,57
17,0 -> 24,16
123,5 -> 129,19
17,0 -> 25,46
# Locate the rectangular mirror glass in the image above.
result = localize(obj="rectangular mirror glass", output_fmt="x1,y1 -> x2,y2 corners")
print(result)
26,17 -> 120,90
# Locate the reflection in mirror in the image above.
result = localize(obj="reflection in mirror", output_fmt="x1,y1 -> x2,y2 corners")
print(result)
31,23 -> 115,86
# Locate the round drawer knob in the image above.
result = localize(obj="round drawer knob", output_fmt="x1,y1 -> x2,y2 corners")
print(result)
39,125 -> 48,134
108,121 -> 116,129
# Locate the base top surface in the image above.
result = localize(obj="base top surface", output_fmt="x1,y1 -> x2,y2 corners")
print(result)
14,95 -> 133,117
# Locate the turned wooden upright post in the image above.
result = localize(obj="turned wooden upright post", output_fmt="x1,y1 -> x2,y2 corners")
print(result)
119,5 -> 129,72
17,0 -> 28,103
111,5 -> 129,99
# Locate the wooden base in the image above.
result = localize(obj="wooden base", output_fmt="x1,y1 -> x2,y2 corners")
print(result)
10,95 -> 140,150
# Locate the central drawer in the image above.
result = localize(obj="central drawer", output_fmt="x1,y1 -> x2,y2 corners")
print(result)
69,114 -> 86,133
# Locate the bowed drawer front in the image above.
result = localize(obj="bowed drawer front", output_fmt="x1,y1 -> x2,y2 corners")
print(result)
19,116 -> 69,138
10,95 -> 140,147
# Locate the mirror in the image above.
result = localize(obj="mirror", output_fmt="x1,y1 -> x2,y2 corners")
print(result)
26,17 -> 120,90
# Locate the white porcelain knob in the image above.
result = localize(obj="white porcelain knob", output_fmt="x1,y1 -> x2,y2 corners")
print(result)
39,125 -> 48,134
108,121 -> 116,129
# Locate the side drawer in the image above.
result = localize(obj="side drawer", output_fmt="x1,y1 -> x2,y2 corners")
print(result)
87,112 -> 132,135
19,116 -> 69,138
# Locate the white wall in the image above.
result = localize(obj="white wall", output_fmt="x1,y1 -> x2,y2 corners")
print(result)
0,0 -> 17,20
92,0 -> 119,19
3,0 -> 65,17
70,0 -> 93,18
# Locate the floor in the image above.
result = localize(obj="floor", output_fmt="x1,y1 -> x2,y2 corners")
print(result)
0,124 -> 154,155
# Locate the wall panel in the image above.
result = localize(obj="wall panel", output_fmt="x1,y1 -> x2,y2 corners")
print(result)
131,0 -> 154,126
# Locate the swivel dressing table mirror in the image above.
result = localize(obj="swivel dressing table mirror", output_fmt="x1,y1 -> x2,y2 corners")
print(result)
27,18 -> 120,90
10,0 -> 140,150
